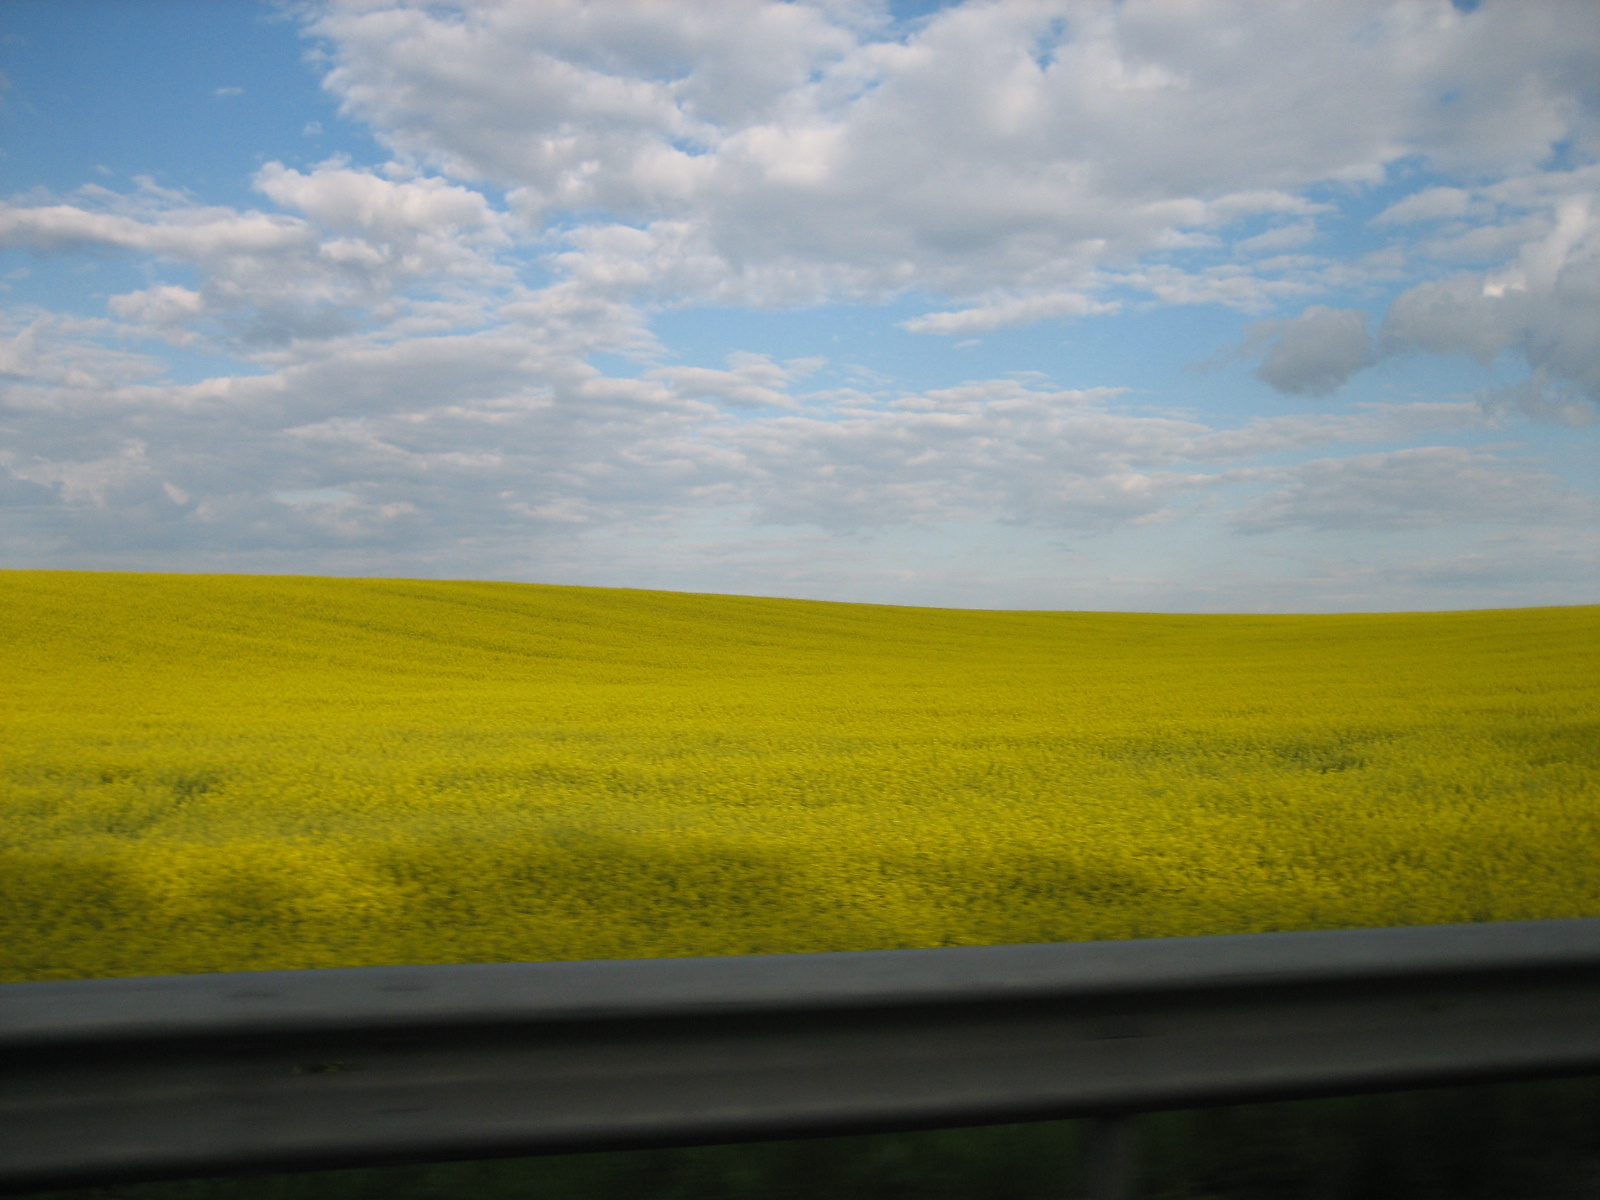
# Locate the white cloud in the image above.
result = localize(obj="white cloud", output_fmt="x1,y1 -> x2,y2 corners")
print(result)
718,381 -> 1228,533
3,308 -> 1477,560
1,295 -> 1586,606
107,285 -> 208,345
0,163 -> 517,353
253,160 -> 507,252
1381,188 -> 1600,402
303,0 -> 1600,317
1106,261 -> 1320,310
0,312 -> 165,394
0,198 -> 310,259
901,292 -> 1113,336
2,0 -> 1597,610
1233,220 -> 1317,257
1372,186 -> 1472,225
646,352 -> 822,409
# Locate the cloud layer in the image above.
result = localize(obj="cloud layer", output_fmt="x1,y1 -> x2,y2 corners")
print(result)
2,0 -> 1597,609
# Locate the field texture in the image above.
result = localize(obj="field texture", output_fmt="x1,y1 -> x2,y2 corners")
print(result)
2,570 -> 1596,984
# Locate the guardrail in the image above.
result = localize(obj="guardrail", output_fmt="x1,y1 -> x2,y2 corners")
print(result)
6,917 -> 1600,1198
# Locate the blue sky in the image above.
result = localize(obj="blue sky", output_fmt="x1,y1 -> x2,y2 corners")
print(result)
2,0 -> 1596,612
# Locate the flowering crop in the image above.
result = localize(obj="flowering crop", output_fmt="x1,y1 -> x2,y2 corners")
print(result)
3,569 -> 1596,982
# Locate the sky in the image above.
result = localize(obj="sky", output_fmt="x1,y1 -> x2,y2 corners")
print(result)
1,0 -> 1596,613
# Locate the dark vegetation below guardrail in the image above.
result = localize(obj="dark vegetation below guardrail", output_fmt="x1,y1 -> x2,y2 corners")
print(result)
13,1076 -> 1600,1200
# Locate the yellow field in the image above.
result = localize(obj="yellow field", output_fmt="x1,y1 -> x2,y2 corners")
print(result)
2,569 -> 1596,984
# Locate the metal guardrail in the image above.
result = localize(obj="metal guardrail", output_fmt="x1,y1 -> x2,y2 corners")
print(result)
5,917 -> 1600,1197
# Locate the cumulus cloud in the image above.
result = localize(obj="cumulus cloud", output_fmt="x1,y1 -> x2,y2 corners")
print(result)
3,0 -> 1598,608
0,304 -> 1444,557
106,286 -> 208,345
0,163 -> 515,353
1213,305 -> 1374,398
0,312 -> 165,394
646,352 -> 823,409
1205,165 -> 1600,409
1381,187 -> 1600,404
253,160 -> 507,256
304,0 -> 1600,317
0,317 -> 723,560
0,295 -> 1583,603
0,195 -> 310,260
9,2 -> 1596,350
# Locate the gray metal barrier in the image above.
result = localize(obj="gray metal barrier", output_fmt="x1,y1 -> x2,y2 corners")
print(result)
6,917 -> 1600,1197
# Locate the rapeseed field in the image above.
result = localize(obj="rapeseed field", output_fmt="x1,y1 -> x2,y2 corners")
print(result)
2,569 -> 1596,983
